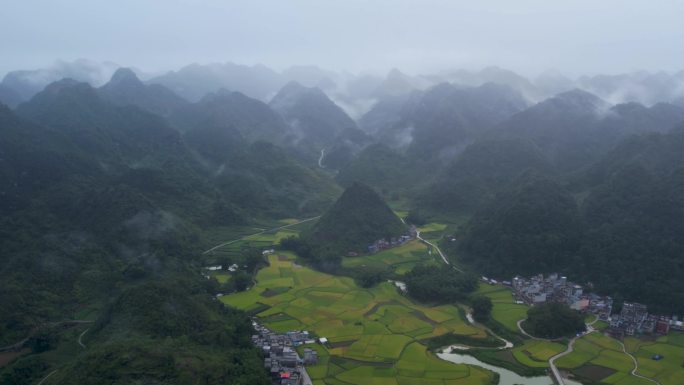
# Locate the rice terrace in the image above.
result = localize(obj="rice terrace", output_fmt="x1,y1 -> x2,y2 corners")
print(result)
222,248 -> 495,385
215,219 -> 684,385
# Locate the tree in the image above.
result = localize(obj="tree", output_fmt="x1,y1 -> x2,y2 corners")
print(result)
406,209 -> 427,226
231,271 -> 252,292
353,266 -> 388,288
242,248 -> 265,272
471,295 -> 493,323
404,265 -> 478,304
525,303 -> 585,339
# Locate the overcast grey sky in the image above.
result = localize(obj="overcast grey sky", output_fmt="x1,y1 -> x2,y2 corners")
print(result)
3,0 -> 684,77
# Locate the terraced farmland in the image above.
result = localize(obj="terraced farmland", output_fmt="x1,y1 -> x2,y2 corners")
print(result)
474,284 -> 528,332
341,240 -> 441,274
222,252 -> 495,385
555,332 -> 657,385
625,332 -> 684,385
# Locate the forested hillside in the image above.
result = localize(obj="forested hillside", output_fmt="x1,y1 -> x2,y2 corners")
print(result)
4,57 -> 684,384
445,127 -> 684,315
0,74 -> 341,384
305,182 -> 407,258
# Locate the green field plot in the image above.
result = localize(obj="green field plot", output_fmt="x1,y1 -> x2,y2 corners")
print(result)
221,239 -> 683,385
416,222 -> 449,245
296,344 -> 330,380
628,334 -> 684,385
603,373 -> 653,385
490,303 -> 528,332
594,320 -> 610,331
554,331 -> 683,385
511,340 -> 566,368
394,342 -> 493,384
222,254 -> 497,384
473,283 -> 528,332
477,283 -> 529,333
245,228 -> 299,244
417,223 -> 448,233
209,271 -> 231,283
592,349 -> 634,372
557,337 -> 602,369
341,240 -> 433,275
585,332 -> 623,351
202,217 -> 315,261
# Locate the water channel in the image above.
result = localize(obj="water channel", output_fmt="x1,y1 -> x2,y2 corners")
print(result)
438,348 -> 584,385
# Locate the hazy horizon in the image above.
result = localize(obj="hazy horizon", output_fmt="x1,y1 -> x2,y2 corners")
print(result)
3,0 -> 684,79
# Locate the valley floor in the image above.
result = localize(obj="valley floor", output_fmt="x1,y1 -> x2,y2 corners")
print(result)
217,220 -> 684,385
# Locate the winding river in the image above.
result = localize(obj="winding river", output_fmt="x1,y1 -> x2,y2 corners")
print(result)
438,348 -> 584,385
434,309 -> 584,384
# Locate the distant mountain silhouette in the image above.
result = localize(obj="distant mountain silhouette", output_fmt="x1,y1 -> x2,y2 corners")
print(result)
270,81 -> 370,168
99,68 -> 190,120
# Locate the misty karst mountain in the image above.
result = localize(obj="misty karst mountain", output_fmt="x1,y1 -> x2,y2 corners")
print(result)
423,138 -> 551,215
182,89 -> 292,143
487,89 -> 684,171
0,59 -> 119,106
361,82 -> 528,160
305,182 -> 407,256
148,62 -> 284,102
270,81 -> 370,168
5,0 -> 684,383
3,58 -> 684,385
98,67 -> 191,120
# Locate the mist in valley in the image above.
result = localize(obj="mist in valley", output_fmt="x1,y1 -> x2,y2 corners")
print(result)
2,2 -> 684,385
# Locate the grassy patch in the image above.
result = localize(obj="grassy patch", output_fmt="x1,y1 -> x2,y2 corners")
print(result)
341,240 -> 433,276
464,349 -> 547,377
511,340 -> 566,368
474,283 -> 528,334
556,332 -> 684,385
420,332 -> 504,350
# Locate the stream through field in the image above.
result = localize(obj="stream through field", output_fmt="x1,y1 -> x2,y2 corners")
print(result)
438,349 -> 584,385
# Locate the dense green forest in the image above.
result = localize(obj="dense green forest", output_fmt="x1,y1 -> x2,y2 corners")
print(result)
0,75 -> 340,384
441,128 -> 684,315
4,59 -> 684,384
304,182 -> 407,258
524,303 -> 586,339
457,171 -> 583,275
404,265 -> 478,304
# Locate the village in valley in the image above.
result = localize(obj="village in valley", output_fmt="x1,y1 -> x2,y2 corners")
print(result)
365,225 -> 418,255
200,212 -> 684,385
251,321 -> 322,385
506,272 -> 684,339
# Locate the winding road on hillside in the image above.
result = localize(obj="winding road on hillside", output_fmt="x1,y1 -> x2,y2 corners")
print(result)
4,321 -> 94,385
203,216 -> 321,254
0,320 -> 94,353
318,148 -> 326,168
617,340 -> 661,385
415,230 -> 464,273
77,328 -> 89,348
36,369 -> 58,385
515,318 -> 564,342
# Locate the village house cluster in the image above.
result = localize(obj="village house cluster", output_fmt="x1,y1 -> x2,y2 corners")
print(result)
510,273 -> 683,339
204,263 -> 239,273
511,273 -> 613,320
251,321 -> 320,385
608,302 -> 684,338
366,225 -> 418,254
